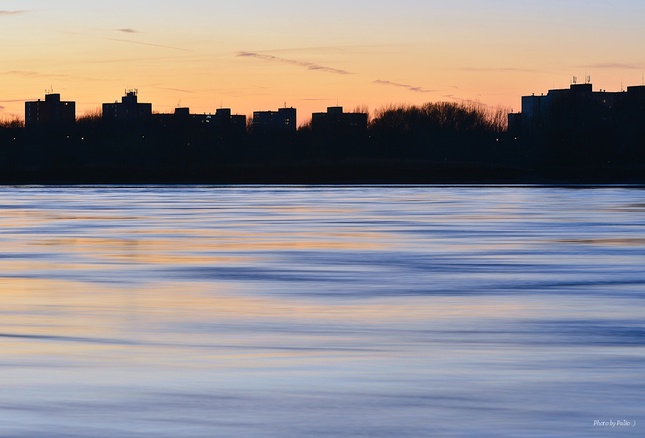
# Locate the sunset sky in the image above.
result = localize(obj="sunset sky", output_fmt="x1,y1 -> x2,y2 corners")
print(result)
2,0 -> 645,124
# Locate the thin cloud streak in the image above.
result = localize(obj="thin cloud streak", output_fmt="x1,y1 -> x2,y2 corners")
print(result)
237,52 -> 351,75
2,70 -> 72,80
60,31 -> 192,53
583,62 -> 643,70
104,37 -> 192,52
64,55 -> 193,66
459,67 -> 539,73
3,70 -> 41,77
2,70 -> 103,83
152,87 -> 193,94
207,86 -> 270,98
0,10 -> 27,16
373,80 -> 435,93
259,44 -> 407,56
255,46 -> 346,54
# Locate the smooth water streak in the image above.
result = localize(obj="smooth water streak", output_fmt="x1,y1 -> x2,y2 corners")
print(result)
0,185 -> 643,437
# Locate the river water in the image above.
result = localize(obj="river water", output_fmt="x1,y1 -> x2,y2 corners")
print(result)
0,185 -> 643,437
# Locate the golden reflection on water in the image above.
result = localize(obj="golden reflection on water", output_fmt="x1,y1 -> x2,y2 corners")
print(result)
1,274 -> 538,372
1,275 -> 532,323
26,231 -> 388,259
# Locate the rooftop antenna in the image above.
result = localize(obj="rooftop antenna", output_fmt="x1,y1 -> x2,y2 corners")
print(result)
586,75 -> 591,85
572,76 -> 578,85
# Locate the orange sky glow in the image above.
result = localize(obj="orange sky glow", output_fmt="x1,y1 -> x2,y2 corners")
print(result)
2,1 -> 645,124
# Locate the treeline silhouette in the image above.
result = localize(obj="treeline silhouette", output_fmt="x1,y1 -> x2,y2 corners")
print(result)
369,102 -> 508,162
0,99 -> 643,183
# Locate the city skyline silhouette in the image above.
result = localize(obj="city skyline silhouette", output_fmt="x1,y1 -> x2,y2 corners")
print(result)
2,80 -> 644,184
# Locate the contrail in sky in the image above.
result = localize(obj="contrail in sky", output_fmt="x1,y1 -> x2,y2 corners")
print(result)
105,37 -> 192,52
373,80 -> 434,93
237,52 -> 351,75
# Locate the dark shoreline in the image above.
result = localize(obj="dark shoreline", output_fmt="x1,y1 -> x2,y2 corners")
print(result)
1,163 -> 643,185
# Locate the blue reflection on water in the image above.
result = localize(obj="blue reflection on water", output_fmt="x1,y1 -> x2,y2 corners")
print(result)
0,185 -> 643,437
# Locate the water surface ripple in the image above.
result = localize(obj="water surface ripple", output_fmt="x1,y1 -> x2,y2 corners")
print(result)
0,186 -> 643,437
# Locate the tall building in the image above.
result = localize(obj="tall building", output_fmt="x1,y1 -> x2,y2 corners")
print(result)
25,93 -> 76,128
211,108 -> 246,132
152,107 -> 247,133
506,81 -> 645,168
102,90 -> 152,122
311,106 -> 368,133
252,107 -> 297,132
507,82 -> 645,132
